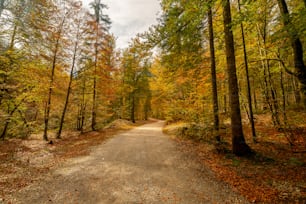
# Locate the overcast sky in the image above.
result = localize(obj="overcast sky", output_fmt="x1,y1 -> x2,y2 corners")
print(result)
82,0 -> 161,49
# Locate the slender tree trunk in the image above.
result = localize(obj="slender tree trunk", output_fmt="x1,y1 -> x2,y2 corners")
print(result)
267,62 -> 281,127
78,77 -> 87,132
222,0 -> 251,156
57,22 -> 80,139
277,0 -> 306,107
77,106 -> 81,130
0,121 -> 9,140
9,24 -> 17,49
237,0 -> 256,142
92,68 -> 97,131
292,75 -> 301,104
80,104 -> 86,133
43,16 -> 66,141
43,39 -> 59,141
0,98 -> 25,140
18,109 -> 29,129
280,64 -> 288,126
81,85 -> 86,133
131,92 -> 135,123
77,101 -> 86,133
256,24 -> 280,126
252,79 -> 258,111
280,63 -> 294,147
263,67 -> 278,125
207,6 -> 220,142
92,25 -> 99,131
223,81 -> 227,113
57,72 -> 74,138
144,94 -> 151,120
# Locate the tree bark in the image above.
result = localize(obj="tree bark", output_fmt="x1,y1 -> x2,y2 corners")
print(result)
92,25 -> 99,131
292,75 -> 301,104
280,64 -> 288,126
77,78 -> 86,133
256,24 -> 280,127
0,98 -> 25,140
9,24 -> 17,49
207,6 -> 220,142
237,0 -> 256,142
144,93 -> 151,120
43,38 -> 59,141
252,79 -> 258,111
92,70 -> 97,131
267,62 -> 281,127
277,0 -> 306,107
222,0 -> 251,156
57,20 -> 80,139
43,15 -> 66,141
131,92 -> 136,123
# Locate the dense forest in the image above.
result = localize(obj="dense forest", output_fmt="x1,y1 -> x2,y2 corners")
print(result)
1,0 -> 305,157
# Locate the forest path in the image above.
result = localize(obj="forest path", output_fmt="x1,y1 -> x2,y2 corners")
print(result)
12,121 -> 248,204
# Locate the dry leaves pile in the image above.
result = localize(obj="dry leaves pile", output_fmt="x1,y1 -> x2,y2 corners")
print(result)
173,122 -> 306,203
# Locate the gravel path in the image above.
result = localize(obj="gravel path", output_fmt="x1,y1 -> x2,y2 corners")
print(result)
11,121 -> 249,204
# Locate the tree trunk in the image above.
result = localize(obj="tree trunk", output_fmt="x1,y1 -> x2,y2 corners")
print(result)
0,98 -> 25,140
223,81 -> 227,113
77,102 -> 86,133
277,0 -> 306,107
77,106 -> 81,131
144,94 -> 151,120
207,6 -> 220,142
0,120 -> 9,140
9,24 -> 17,49
267,62 -> 281,127
80,78 -> 87,132
43,40 -> 59,141
57,73 -> 73,138
237,0 -> 256,142
222,0 -> 251,156
57,22 -> 80,139
256,24 -> 280,127
92,72 -> 97,131
92,24 -> 99,131
292,75 -> 301,104
43,16 -> 66,141
252,79 -> 258,111
80,104 -> 86,133
131,93 -> 136,123
280,64 -> 288,126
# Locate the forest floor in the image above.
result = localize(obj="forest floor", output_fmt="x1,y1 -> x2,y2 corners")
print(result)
1,120 -> 248,204
165,112 -> 306,203
0,119 -> 147,203
0,116 -> 305,203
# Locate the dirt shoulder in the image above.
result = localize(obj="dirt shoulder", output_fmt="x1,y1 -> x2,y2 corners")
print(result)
0,120 -> 148,203
164,122 -> 306,203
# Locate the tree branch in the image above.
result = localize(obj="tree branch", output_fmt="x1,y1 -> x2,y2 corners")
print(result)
249,58 -> 298,77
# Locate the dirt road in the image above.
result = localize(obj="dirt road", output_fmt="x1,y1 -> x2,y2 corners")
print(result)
11,121 -> 248,203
